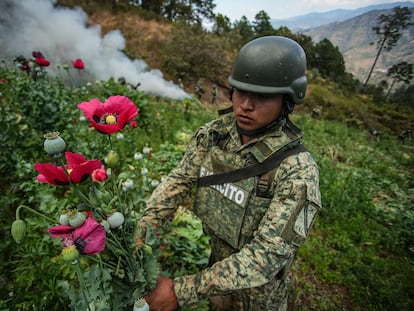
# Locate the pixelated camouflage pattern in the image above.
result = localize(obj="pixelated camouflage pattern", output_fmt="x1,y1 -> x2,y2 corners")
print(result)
142,113 -> 321,310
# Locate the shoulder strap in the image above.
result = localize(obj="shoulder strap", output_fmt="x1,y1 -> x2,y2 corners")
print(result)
198,144 -> 307,187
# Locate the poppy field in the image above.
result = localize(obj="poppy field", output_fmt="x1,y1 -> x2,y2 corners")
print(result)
0,58 -> 413,310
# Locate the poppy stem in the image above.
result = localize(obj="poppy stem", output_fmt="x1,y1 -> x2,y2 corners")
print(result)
108,134 -> 113,150
15,205 -> 56,223
74,260 -> 92,311
58,157 -> 93,208
78,69 -> 81,85
65,67 -> 73,88
107,232 -> 135,272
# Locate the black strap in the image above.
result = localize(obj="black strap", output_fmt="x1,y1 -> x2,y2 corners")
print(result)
198,144 -> 307,187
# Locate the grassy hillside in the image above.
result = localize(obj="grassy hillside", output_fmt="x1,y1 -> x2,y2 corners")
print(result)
1,2 -> 413,310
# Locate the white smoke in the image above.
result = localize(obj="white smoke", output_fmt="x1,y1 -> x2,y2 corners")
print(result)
0,0 -> 188,99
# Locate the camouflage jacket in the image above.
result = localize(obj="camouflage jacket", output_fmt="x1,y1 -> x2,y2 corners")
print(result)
142,112 -> 321,310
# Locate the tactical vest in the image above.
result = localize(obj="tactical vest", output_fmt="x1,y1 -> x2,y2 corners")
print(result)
194,119 -> 304,255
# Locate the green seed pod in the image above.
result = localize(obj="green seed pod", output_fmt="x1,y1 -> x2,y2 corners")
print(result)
62,245 -> 80,263
134,298 -> 149,311
11,219 -> 27,244
43,132 -> 66,156
143,244 -> 153,255
100,220 -> 111,232
59,213 -> 70,225
69,211 -> 86,228
107,212 -> 124,229
106,150 -> 120,168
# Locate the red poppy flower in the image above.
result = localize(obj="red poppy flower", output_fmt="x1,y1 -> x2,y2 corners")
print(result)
35,57 -> 50,67
77,96 -> 138,134
32,51 -> 44,59
48,217 -> 106,255
19,62 -> 30,72
71,58 -> 84,70
34,151 -> 102,185
129,120 -> 138,128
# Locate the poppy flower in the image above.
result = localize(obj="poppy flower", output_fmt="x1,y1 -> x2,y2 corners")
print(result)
48,217 -> 106,255
91,165 -> 107,182
71,58 -> 84,70
35,57 -> 50,67
129,120 -> 138,128
32,51 -> 44,59
77,96 -> 138,134
34,151 -> 102,185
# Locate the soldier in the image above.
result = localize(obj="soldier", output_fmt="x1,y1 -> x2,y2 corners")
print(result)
195,80 -> 205,100
211,84 -> 218,105
398,129 -> 412,143
142,36 -> 322,311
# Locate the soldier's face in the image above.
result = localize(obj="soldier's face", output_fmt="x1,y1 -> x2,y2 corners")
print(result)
232,89 -> 283,132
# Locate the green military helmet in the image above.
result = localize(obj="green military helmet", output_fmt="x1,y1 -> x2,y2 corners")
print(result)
228,36 -> 307,104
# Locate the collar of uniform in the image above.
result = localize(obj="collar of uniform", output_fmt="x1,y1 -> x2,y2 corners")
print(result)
226,113 -> 285,147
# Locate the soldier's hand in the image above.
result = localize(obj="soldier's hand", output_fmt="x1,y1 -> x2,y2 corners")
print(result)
145,275 -> 179,311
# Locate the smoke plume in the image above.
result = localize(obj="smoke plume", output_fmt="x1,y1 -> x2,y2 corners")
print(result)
0,0 -> 187,99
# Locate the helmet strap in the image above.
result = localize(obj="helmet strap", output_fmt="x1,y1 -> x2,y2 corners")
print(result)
237,118 -> 286,137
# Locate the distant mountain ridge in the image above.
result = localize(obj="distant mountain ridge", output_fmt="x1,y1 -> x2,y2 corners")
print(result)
302,7 -> 414,82
271,1 -> 414,30
271,2 -> 414,83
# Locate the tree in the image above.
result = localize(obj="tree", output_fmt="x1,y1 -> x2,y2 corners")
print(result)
141,0 -> 164,15
314,39 -> 346,81
160,23 -> 230,83
233,16 -> 254,44
363,6 -> 413,87
385,61 -> 414,99
162,0 -> 216,25
212,13 -> 231,35
252,10 -> 274,37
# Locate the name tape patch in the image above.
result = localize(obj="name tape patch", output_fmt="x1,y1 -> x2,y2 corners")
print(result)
200,166 -> 249,207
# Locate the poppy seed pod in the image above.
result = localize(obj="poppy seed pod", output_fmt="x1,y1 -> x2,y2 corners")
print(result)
11,219 -> 27,244
134,298 -> 149,311
69,211 -> 87,228
106,150 -> 120,168
62,245 -> 80,263
59,212 -> 70,226
43,132 -> 66,156
107,212 -> 125,229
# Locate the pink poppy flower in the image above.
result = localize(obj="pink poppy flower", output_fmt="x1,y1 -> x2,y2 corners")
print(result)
48,217 -> 106,255
34,151 -> 102,185
71,58 -> 84,70
91,165 -> 107,182
77,96 -> 138,134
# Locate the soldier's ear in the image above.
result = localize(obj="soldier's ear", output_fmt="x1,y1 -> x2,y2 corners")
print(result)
229,88 -> 234,101
282,95 -> 295,114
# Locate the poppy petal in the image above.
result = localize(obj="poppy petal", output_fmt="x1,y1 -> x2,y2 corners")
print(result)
47,225 -> 73,238
34,163 -> 69,185
73,218 -> 106,254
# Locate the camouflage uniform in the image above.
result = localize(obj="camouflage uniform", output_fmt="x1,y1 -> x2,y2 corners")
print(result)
142,112 -> 321,310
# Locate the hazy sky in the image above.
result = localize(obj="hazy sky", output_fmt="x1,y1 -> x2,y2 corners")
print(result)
213,0 -> 401,20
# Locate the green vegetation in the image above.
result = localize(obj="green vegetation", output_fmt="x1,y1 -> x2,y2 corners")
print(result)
1,53 -> 413,310
1,1 -> 413,310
